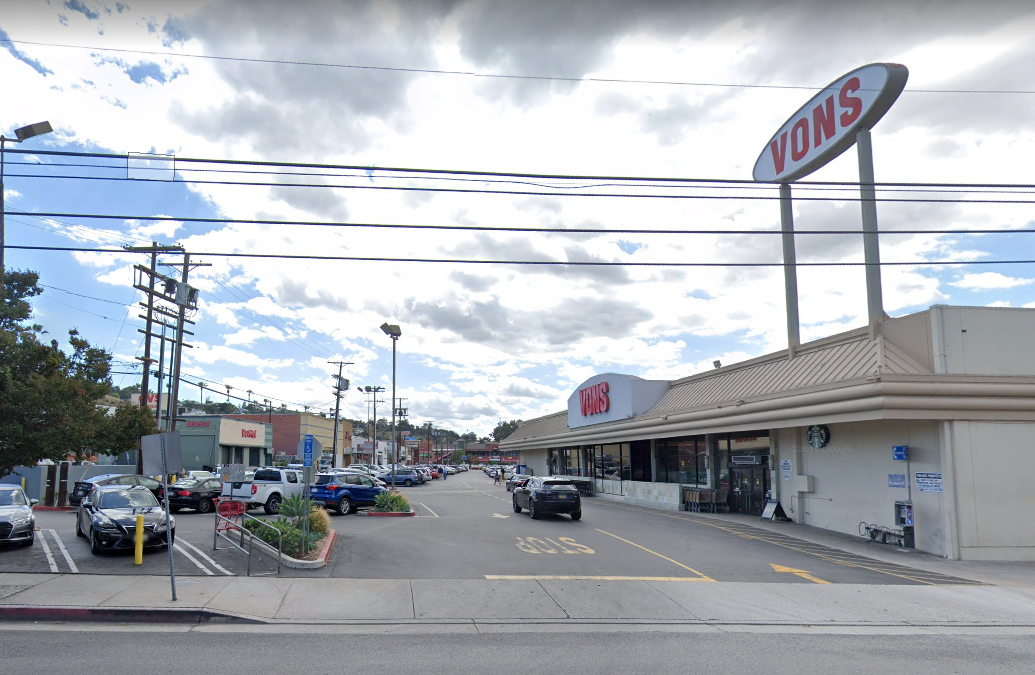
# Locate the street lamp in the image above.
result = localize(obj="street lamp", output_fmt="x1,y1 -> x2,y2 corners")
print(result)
380,322 -> 401,488
1,121 -> 53,297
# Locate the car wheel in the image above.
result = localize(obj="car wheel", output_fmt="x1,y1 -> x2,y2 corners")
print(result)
75,516 -> 84,538
169,506 -> 181,513
512,499 -> 521,513
529,498 -> 539,519
264,494 -> 282,515
196,498 -> 213,514
337,496 -> 352,515
90,528 -> 101,555
570,510 -> 582,521
404,479 -> 413,487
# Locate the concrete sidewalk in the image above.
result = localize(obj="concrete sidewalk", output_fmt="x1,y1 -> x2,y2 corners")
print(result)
4,571 -> 1035,627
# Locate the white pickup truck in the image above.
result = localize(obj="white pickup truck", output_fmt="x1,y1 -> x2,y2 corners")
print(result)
220,468 -> 304,514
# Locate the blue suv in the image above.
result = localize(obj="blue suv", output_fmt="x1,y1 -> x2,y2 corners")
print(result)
310,473 -> 385,515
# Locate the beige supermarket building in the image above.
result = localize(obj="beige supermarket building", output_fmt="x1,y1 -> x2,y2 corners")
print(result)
501,305 -> 1035,562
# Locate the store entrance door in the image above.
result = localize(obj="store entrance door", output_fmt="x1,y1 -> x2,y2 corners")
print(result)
729,460 -> 769,515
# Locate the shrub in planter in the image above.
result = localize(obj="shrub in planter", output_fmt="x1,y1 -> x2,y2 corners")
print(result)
308,507 -> 330,534
374,491 -> 410,512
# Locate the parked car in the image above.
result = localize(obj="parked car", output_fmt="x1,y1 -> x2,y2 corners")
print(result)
377,468 -> 425,487
506,474 -> 531,492
0,485 -> 37,546
513,477 -> 582,520
167,477 -> 223,513
310,473 -> 386,515
69,473 -> 163,507
415,467 -> 432,482
220,468 -> 304,514
75,485 -> 175,554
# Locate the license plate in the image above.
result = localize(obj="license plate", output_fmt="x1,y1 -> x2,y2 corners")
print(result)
557,494 -> 568,499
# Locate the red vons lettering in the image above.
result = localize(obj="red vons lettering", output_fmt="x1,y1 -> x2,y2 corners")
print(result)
753,63 -> 908,183
241,429 -> 257,438
579,382 -> 610,417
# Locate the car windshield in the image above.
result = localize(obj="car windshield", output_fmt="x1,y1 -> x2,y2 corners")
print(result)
253,470 -> 281,481
0,490 -> 27,506
98,490 -> 159,509
315,475 -> 336,484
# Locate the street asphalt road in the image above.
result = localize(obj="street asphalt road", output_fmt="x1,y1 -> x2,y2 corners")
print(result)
2,626 -> 1034,675
0,472 -> 980,584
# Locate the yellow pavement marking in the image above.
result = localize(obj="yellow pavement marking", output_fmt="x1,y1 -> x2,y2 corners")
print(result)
485,575 -> 714,582
595,529 -> 715,581
770,563 -> 830,584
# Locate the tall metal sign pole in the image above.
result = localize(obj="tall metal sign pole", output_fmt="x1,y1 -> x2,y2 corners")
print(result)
752,63 -> 909,350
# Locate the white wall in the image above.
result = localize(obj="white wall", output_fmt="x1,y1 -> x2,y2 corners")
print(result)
520,448 -> 549,477
776,420 -> 945,556
951,421 -> 1035,561
937,306 -> 1035,376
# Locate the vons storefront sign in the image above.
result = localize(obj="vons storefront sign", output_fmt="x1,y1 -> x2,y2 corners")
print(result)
579,382 -> 610,416
567,374 -> 669,429
752,63 -> 908,183
218,418 -> 266,447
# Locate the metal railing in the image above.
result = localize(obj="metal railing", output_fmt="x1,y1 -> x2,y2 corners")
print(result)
213,505 -> 283,576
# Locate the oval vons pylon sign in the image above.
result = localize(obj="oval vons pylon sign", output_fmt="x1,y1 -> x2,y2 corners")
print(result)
752,63 -> 908,183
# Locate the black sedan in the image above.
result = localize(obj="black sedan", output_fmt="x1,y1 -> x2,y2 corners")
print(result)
68,473 -> 164,507
167,477 -> 222,513
513,477 -> 582,520
505,474 -> 531,492
75,485 -> 175,554
0,486 -> 37,546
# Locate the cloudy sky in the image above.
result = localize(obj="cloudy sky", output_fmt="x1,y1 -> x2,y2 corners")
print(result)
3,0 -> 1035,436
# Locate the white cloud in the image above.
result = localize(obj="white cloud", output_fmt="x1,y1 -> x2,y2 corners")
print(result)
950,273 -> 1034,290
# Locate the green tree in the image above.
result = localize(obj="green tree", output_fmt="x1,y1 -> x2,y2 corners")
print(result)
0,271 -> 149,475
492,419 -> 522,443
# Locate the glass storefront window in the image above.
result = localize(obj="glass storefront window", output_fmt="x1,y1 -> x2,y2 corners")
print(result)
656,436 -> 706,484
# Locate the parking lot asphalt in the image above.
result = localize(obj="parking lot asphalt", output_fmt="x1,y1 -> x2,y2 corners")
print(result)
0,472 -> 984,585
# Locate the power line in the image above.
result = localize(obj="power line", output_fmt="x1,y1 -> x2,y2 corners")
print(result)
3,37 -> 1031,95
10,244 -> 1035,267
13,210 -> 1035,237
40,284 -> 134,306
13,147 -> 1035,191
13,170 -> 1035,205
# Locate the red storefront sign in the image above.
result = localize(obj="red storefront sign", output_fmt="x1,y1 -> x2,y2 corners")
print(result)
579,382 -> 610,417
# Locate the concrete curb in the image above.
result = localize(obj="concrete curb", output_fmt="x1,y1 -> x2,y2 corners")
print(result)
357,509 -> 416,517
0,604 -> 262,624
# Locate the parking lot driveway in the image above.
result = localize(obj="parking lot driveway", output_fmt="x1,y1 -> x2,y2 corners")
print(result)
0,511 -> 245,577
319,472 -> 984,586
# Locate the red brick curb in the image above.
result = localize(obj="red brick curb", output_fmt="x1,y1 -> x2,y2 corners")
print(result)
316,529 -> 336,561
32,506 -> 73,511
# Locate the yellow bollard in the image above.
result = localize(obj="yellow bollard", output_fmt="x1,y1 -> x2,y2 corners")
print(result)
134,515 -> 144,565
21,477 -> 26,490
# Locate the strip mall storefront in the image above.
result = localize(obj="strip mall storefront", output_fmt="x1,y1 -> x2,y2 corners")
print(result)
178,416 -> 273,470
502,306 -> 1035,562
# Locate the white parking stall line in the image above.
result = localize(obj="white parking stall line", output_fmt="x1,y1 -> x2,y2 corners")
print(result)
173,543 -> 215,576
419,503 -> 439,518
176,538 -> 234,575
37,530 -> 60,573
45,530 -> 79,574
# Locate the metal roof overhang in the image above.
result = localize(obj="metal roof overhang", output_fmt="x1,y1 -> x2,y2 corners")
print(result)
500,375 -> 1035,452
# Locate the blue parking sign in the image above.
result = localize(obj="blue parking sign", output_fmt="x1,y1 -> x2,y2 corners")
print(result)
304,435 -> 314,467
892,445 -> 909,461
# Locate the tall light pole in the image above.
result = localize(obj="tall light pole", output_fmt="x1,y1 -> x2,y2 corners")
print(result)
1,121 -> 53,298
380,322 -> 402,489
